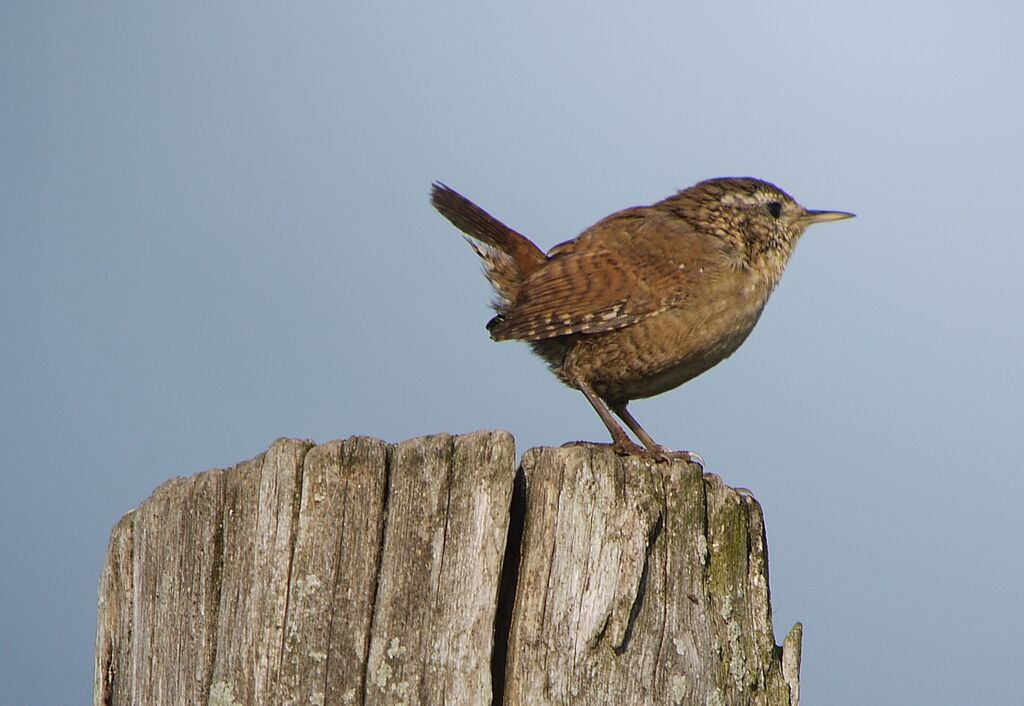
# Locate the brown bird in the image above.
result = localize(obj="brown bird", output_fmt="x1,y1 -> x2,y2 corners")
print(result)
431,177 -> 853,464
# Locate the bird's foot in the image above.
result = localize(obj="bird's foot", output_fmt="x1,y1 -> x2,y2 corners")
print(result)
560,440 -> 704,468
647,446 -> 705,469
560,440 -> 633,453
560,438 -> 651,458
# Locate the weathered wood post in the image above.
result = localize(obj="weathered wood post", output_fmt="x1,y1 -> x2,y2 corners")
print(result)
94,431 -> 801,706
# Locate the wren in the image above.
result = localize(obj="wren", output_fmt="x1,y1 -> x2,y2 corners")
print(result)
431,177 -> 854,464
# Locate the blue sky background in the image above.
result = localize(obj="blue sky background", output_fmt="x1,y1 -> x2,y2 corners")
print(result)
2,2 -> 1022,704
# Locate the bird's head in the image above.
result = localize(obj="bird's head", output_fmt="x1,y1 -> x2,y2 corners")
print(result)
666,176 -> 854,283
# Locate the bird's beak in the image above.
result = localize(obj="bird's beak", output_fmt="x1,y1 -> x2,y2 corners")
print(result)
801,209 -> 856,225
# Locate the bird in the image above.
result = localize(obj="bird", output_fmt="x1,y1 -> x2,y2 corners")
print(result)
431,177 -> 854,464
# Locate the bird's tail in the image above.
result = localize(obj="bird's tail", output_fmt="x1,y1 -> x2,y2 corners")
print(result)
431,183 -> 547,307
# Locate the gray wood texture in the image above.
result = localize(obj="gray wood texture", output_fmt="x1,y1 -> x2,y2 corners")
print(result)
94,431 -> 800,706
505,446 -> 798,706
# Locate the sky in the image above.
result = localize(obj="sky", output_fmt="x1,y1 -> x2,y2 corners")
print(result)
2,2 -> 1022,704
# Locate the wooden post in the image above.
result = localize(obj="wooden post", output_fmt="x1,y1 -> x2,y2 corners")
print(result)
94,431 -> 801,706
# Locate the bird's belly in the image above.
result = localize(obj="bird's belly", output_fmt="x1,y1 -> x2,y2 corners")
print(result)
578,290 -> 769,401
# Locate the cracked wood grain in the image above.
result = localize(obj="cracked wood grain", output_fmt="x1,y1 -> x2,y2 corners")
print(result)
94,432 -> 799,706
502,447 -> 798,706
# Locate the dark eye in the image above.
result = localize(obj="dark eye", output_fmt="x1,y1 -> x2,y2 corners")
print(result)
767,202 -> 783,218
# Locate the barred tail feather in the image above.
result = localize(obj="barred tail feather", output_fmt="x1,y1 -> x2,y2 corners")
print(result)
431,182 -> 547,304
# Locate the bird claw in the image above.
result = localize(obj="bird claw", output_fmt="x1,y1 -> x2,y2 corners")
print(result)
651,447 -> 705,469
620,441 -> 705,469
561,439 -> 649,456
611,439 -> 649,457
561,440 -> 705,469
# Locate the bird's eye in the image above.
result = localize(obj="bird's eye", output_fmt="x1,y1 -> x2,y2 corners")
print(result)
766,202 -> 783,219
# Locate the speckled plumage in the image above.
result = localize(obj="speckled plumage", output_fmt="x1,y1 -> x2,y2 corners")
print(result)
431,177 -> 853,462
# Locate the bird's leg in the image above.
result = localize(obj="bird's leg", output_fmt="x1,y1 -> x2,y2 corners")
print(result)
608,401 -> 662,452
572,377 -> 646,456
609,401 -> 705,468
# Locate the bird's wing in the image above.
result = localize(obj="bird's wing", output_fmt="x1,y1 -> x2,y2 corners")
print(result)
486,247 -> 664,341
487,207 -> 720,342
488,207 -> 736,342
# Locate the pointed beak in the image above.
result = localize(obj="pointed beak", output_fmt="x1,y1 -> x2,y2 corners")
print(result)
801,209 -> 856,225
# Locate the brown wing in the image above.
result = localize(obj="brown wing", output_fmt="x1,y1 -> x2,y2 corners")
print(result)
488,206 -> 734,342
487,248 -> 662,341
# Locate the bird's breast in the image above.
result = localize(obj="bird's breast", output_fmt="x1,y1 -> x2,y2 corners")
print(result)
572,276 -> 772,401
